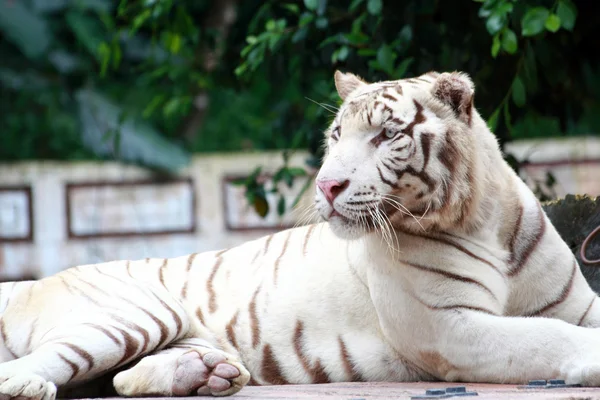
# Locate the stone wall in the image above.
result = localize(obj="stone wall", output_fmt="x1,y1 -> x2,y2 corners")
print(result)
0,151 -> 316,280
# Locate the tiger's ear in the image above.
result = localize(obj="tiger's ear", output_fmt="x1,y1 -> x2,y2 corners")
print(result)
334,70 -> 367,100
432,72 -> 475,125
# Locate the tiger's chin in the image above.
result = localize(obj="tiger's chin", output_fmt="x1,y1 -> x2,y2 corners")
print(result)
322,211 -> 372,240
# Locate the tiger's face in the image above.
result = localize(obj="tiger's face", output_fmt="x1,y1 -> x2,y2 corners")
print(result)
315,70 -> 479,239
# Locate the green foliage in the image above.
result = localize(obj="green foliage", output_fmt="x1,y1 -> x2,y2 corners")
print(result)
1,0 -> 599,209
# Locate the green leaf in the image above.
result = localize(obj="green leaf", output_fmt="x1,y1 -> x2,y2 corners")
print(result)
376,44 -> 396,75
511,76 -> 526,107
503,101 -> 513,134
98,42 -> 111,77
557,0 -> 577,31
303,0 -> 318,11
66,11 -> 105,60
337,46 -> 349,61
277,195 -> 286,217
487,107 -> 501,132
130,9 -> 151,35
521,7 -> 550,36
357,48 -> 377,57
253,195 -> 269,218
292,26 -> 308,43
367,0 -> 382,15
501,28 -> 517,54
486,12 -> 505,35
545,14 -> 561,33
491,33 -> 501,58
394,57 -> 414,78
287,167 -> 307,177
349,0 -> 364,12
299,12 -> 314,27
315,16 -> 328,29
0,1 -> 52,59
283,3 -> 300,14
523,45 -> 538,92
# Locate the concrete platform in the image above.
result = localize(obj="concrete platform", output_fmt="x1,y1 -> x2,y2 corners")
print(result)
88,382 -> 600,400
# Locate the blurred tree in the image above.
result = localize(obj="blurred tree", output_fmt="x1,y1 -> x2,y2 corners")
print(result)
1,0 -> 598,209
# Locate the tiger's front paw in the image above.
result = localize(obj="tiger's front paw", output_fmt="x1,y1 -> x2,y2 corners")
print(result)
0,373 -> 56,400
564,362 -> 600,387
172,350 -> 250,397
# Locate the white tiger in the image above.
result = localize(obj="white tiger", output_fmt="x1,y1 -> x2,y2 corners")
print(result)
1,70 -> 600,400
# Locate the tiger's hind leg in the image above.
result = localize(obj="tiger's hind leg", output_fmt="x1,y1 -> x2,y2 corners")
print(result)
0,276 -> 191,400
113,338 -> 250,397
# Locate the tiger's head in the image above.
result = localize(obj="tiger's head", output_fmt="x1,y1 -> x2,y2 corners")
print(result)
315,70 -> 499,239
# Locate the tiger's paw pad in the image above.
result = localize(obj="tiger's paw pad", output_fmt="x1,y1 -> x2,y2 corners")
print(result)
0,373 -> 56,400
173,350 -> 250,397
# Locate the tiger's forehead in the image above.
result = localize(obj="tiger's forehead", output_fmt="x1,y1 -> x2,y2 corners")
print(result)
348,72 -> 438,101
334,73 -> 437,130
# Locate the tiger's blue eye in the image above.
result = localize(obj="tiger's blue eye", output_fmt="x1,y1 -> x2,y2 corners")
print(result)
385,129 -> 396,139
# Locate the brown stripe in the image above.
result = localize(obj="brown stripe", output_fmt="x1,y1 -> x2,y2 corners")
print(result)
226,311 -> 240,349
578,297 -> 596,326
59,343 -> 95,370
377,165 -> 397,189
59,277 -> 101,306
58,352 -> 79,380
456,167 -> 476,227
25,317 -> 38,352
414,296 -> 496,315
273,232 -> 292,284
149,292 -> 184,335
85,324 -> 121,345
293,321 -> 330,383
507,204 -> 524,261
251,248 -> 262,264
249,286 -> 262,348
261,344 -> 289,385
508,204 -> 547,277
404,261 -> 497,301
420,133 -> 433,171
338,337 -> 361,382
126,260 -> 133,278
138,307 -> 170,348
58,275 -> 77,295
437,130 -> 459,206
207,256 -> 224,314
302,225 -> 317,257
403,231 -> 504,277
158,259 -> 167,289
263,235 -> 274,254
528,259 -> 577,316
181,253 -> 198,298
196,307 -> 206,326
248,377 -> 261,386
0,318 -> 17,358
114,326 -> 140,366
117,315 -> 151,354
382,93 -> 397,101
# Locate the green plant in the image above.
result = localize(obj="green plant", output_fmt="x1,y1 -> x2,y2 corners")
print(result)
2,0 -> 598,215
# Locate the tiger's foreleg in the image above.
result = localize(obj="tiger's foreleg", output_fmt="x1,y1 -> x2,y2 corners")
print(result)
113,338 -> 250,397
426,310 -> 600,386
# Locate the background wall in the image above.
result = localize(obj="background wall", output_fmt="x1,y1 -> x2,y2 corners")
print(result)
0,151 -> 316,281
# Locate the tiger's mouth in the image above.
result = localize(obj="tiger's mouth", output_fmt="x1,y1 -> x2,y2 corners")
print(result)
328,204 -> 377,230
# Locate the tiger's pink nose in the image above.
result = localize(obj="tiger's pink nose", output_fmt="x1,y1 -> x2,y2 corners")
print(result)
317,179 -> 350,205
